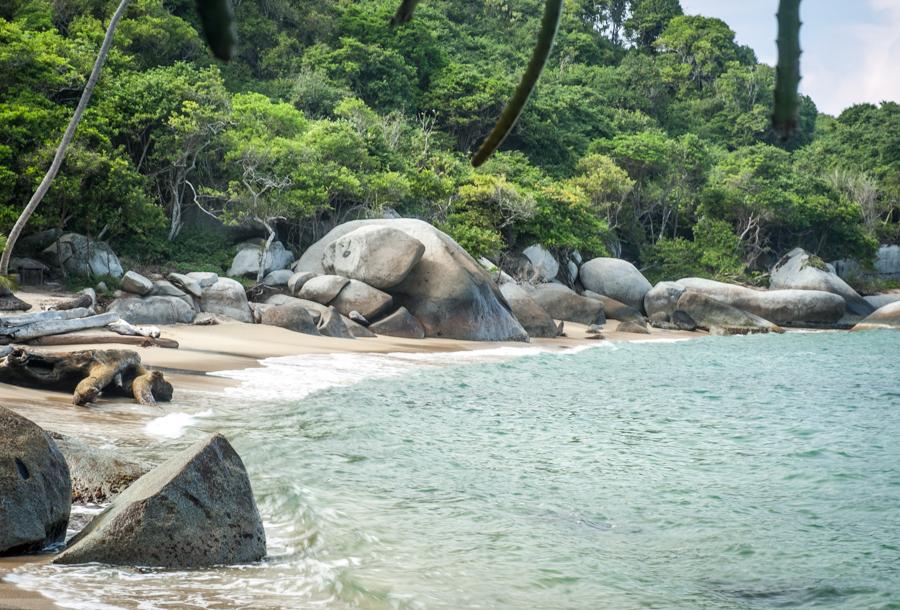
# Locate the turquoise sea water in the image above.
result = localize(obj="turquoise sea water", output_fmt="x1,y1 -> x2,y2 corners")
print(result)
9,331 -> 900,609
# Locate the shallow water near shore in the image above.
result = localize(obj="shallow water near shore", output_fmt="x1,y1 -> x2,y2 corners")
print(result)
7,331 -> 900,609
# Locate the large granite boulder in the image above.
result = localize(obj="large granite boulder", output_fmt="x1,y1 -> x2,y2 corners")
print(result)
121,271 -> 153,296
852,301 -> 900,331
50,433 -> 151,504
317,306 -> 354,339
41,233 -> 123,279
167,273 -> 203,298
298,275 -> 350,305
330,280 -> 393,320
260,303 -> 320,335
107,296 -> 196,325
527,283 -> 605,325
261,269 -> 293,287
296,219 -> 527,341
865,293 -> 900,310
675,291 -> 781,334
287,271 -> 316,296
644,281 -> 687,319
676,277 -> 845,326
227,240 -> 294,278
322,225 -> 425,289
199,278 -> 252,323
55,433 -> 266,568
1,407 -> 71,555
583,291 -> 645,323
874,245 -> 900,279
521,245 -> 559,282
186,272 -> 219,289
368,306 -> 425,339
770,248 -> 874,316
579,257 -> 651,311
500,283 -> 558,338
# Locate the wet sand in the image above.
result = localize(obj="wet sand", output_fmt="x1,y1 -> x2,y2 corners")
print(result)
0,298 -> 700,609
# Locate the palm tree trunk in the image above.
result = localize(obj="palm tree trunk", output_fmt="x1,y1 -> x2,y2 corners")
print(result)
0,0 -> 131,277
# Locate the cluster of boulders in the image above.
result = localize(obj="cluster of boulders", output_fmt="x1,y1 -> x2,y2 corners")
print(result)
1,406 -> 266,568
20,225 -> 898,341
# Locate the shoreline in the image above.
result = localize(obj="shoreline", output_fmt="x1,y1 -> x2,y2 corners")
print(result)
0,318 -> 702,609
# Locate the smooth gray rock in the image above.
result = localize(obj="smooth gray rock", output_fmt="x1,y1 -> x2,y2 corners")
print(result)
644,281 -> 687,319
583,291 -> 644,323
617,320 -> 650,334
579,257 -> 652,310
107,296 -> 195,325
260,303 -> 320,335
186,272 -> 219,289
368,306 -> 426,339
343,316 -> 377,338
264,294 -> 328,319
262,269 -> 293,287
55,433 -> 266,568
500,283 -> 558,338
521,245 -> 559,282
875,245 -> 900,279
853,301 -> 900,331
167,273 -> 203,298
295,219 -> 527,341
0,407 -> 70,555
298,275 -> 350,305
770,248 -> 873,316
317,306 -> 354,339
865,293 -> 900,309
287,272 -> 316,296
41,233 -> 123,279
330,280 -> 393,320
478,257 -> 515,285
526,283 -> 605,325
199,278 -> 253,323
676,277 -> 846,326
151,280 -> 188,298
676,291 -> 780,334
322,225 -> 425,289
121,271 -> 153,296
50,433 -> 151,504
227,240 -> 294,278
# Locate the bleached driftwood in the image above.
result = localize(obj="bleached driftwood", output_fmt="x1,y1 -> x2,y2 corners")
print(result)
107,319 -> 161,338
27,334 -> 179,349
0,307 -> 91,327
1,312 -> 118,342
0,347 -> 173,405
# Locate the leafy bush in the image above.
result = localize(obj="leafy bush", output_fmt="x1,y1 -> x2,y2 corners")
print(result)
643,217 -> 746,283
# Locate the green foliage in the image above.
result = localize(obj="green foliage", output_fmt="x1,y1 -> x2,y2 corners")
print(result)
0,0 -> 895,283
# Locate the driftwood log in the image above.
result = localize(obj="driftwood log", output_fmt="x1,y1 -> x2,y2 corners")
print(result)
0,307 -> 93,327
0,348 -> 173,406
28,334 -> 179,349
46,293 -> 93,311
0,312 -> 118,342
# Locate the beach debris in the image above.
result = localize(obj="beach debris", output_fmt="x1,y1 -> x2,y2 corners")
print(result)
28,334 -> 179,349
44,291 -> 94,312
49,432 -> 152,504
0,311 -> 119,342
1,307 -> 93,327
0,348 -> 173,405
368,306 -> 425,339
55,433 -> 266,568
0,406 -> 71,555
107,319 -> 161,338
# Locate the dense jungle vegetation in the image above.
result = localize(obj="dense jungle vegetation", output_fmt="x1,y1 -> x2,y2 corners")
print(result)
1,0 -> 898,282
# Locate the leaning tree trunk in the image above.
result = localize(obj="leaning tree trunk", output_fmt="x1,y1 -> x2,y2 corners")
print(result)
0,0 -> 131,277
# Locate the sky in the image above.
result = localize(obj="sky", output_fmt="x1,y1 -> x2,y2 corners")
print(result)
680,0 -> 900,116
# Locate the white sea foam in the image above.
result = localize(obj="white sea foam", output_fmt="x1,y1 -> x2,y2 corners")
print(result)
144,409 -> 214,439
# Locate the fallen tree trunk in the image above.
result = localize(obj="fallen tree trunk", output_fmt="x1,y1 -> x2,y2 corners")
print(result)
47,293 -> 94,311
0,347 -> 173,405
0,307 -> 91,327
107,319 -> 161,338
27,334 -> 179,349
1,312 -> 118,341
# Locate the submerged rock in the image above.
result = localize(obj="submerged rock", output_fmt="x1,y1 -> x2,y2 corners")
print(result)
0,407 -> 71,555
579,258 -> 651,311
296,219 -> 527,341
500,283 -> 559,338
55,433 -> 266,568
50,433 -> 151,504
322,225 -> 425,289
